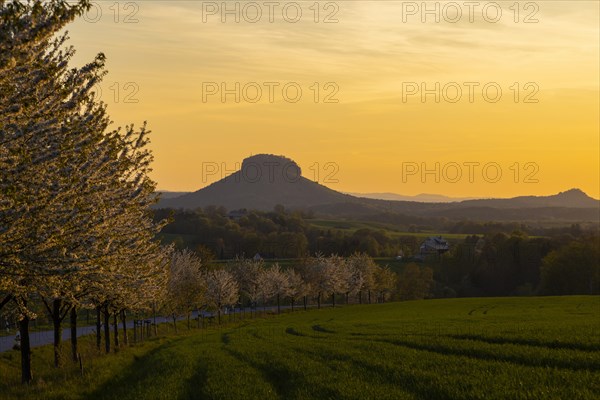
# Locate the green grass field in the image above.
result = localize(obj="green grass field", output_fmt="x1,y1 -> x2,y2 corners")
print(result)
1,296 -> 599,399
308,219 -> 471,239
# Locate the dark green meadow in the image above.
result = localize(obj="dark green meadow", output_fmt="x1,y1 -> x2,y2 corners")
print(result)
1,296 -> 599,400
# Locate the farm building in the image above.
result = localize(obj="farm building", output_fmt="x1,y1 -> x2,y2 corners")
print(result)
419,236 -> 450,256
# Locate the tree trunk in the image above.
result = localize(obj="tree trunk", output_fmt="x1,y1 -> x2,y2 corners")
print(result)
217,304 -> 221,325
113,312 -> 119,351
303,296 -> 307,311
368,290 -> 371,304
187,312 -> 190,329
345,292 -> 349,305
133,320 -> 137,343
291,298 -> 295,312
317,293 -> 321,309
359,290 -> 362,304
153,303 -> 158,336
121,310 -> 128,346
96,306 -> 101,350
52,299 -> 63,368
172,314 -> 177,333
332,292 -> 335,308
19,315 -> 32,384
103,306 -> 110,354
70,307 -> 78,363
277,294 -> 281,314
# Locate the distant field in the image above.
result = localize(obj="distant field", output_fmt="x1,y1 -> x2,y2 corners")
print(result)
1,296 -> 598,399
308,219 -> 471,239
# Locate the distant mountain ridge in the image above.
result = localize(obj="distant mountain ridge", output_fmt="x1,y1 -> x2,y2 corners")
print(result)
346,192 -> 477,203
455,189 -> 598,209
156,154 -> 599,222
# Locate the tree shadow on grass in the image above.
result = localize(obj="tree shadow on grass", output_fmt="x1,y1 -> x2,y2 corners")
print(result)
223,347 -> 340,400
312,325 -> 335,334
221,333 -> 230,345
292,343 -> 456,400
285,327 -> 306,337
180,358 -> 209,400
377,338 -> 600,372
446,333 -> 600,352
86,339 -> 208,400
86,341 -> 174,399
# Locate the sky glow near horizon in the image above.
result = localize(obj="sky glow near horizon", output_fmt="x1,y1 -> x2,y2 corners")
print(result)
65,0 -> 599,198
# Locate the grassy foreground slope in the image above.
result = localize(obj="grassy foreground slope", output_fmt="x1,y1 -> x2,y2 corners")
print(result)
1,296 -> 599,400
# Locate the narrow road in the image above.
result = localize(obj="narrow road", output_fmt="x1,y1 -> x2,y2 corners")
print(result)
0,305 -> 319,353
0,311 -> 213,353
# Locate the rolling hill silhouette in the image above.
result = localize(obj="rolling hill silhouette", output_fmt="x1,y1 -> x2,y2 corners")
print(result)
157,154 -> 599,222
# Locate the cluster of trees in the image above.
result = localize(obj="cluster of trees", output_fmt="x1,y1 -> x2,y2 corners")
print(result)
0,0 -> 168,383
435,233 -> 599,297
165,252 -> 398,326
540,240 -> 599,295
154,207 -> 422,258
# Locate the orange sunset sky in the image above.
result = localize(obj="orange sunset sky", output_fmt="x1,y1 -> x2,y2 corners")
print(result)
66,1 -> 599,198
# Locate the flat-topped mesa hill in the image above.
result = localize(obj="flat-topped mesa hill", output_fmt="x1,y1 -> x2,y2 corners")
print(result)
156,154 -> 599,222
157,154 -> 356,211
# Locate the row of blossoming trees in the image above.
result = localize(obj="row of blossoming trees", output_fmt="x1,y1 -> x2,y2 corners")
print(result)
0,0 -> 399,384
165,252 -> 397,327
0,0 -> 172,383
